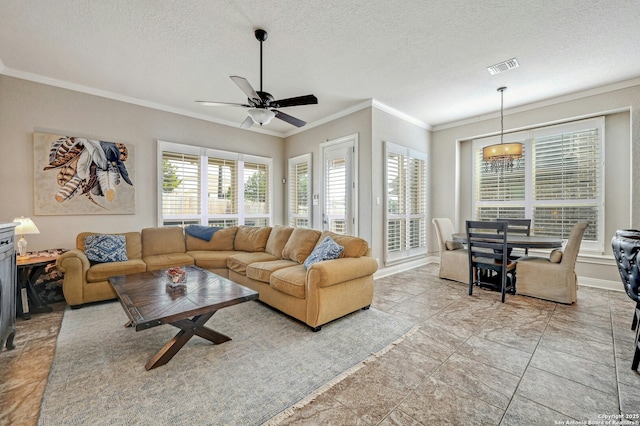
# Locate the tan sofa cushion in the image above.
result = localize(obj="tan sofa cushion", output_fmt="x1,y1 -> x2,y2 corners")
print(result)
141,227 -> 186,257
246,259 -> 298,283
76,231 -> 142,260
86,259 -> 147,282
185,227 -> 238,251
317,231 -> 368,258
282,228 -> 321,263
234,226 -> 272,252
187,250 -> 237,270
143,253 -> 194,271
270,265 -> 306,299
227,252 -> 279,275
265,225 -> 294,258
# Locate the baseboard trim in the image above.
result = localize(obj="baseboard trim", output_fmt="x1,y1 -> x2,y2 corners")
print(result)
374,256 -> 436,279
578,276 -> 622,292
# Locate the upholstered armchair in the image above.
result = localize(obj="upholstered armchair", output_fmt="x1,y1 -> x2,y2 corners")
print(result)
611,229 -> 640,370
515,222 -> 588,304
432,218 -> 469,283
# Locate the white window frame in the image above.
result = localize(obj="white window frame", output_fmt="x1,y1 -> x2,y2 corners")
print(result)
158,140 -> 273,227
472,117 -> 605,253
384,141 -> 428,265
287,153 -> 312,228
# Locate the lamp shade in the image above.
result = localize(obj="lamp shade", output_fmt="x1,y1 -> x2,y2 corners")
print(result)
247,108 -> 276,126
13,217 -> 40,235
482,142 -> 523,161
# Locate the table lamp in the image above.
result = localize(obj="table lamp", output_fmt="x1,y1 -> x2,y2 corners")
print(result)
13,216 -> 40,260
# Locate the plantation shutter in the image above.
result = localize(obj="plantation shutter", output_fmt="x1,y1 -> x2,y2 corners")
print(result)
408,157 -> 427,249
325,157 -> 347,234
385,142 -> 428,264
288,154 -> 311,228
472,117 -> 604,251
207,157 -> 238,226
162,151 -> 201,223
532,126 -> 600,241
158,141 -> 272,228
243,161 -> 270,226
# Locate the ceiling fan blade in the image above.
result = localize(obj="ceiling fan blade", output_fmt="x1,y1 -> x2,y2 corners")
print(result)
274,110 -> 306,127
272,94 -> 318,108
240,116 -> 254,129
230,76 -> 261,103
195,101 -> 252,107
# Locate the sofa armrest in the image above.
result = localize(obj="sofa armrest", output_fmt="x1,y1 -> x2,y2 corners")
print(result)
56,249 -> 91,306
56,249 -> 90,272
307,257 -> 378,288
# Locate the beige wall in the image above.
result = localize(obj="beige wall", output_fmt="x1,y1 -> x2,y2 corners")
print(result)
284,107 -> 373,244
371,107 -> 430,266
430,83 -> 640,287
0,75 -> 284,251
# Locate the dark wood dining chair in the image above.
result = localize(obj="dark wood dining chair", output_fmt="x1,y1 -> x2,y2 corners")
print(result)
466,220 -> 516,303
496,218 -> 531,259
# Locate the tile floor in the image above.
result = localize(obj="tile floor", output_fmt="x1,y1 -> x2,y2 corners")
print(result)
1,263 -> 639,425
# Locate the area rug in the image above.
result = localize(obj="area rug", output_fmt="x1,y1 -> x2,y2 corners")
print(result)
39,300 -> 416,425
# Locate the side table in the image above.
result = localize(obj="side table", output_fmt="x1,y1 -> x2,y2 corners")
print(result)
16,250 -> 66,320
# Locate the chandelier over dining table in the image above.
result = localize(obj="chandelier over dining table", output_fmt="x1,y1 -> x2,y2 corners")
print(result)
483,87 -> 523,173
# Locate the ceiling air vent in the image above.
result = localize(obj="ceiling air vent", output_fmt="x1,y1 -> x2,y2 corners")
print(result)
487,58 -> 519,75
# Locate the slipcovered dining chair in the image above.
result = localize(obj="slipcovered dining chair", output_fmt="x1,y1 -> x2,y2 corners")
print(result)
432,218 -> 469,283
516,222 -> 588,304
466,220 -> 516,303
611,229 -> 640,371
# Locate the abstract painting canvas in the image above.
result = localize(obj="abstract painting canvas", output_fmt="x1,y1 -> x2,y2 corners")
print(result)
34,132 -> 135,215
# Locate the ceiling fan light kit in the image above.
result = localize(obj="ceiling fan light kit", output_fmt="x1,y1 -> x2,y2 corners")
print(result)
248,108 -> 275,125
196,29 -> 317,129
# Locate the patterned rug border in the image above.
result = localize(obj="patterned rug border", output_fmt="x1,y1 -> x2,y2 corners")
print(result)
264,323 -> 420,425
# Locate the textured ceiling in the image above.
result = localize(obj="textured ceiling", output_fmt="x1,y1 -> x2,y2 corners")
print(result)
1,0 -> 639,135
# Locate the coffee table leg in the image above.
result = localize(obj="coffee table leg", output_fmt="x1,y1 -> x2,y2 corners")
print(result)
144,310 -> 231,370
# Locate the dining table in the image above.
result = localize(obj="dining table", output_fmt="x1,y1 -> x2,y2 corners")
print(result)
451,233 -> 563,250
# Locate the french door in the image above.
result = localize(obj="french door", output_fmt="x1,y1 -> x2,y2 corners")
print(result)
320,135 -> 358,235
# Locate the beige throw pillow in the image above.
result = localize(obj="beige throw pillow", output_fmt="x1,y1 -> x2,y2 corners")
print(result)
549,249 -> 563,263
445,240 -> 463,250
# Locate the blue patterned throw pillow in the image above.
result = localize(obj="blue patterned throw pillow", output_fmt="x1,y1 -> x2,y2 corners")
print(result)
303,236 -> 344,269
84,234 -> 128,263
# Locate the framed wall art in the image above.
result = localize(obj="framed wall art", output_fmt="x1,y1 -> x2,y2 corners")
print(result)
33,132 -> 136,215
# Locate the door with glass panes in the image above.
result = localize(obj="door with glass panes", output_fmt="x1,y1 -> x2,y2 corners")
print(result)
321,135 -> 357,235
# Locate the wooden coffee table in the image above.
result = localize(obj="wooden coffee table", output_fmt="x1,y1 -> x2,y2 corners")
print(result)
109,265 -> 258,370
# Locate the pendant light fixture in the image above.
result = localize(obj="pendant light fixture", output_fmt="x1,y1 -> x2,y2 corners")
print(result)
483,87 -> 522,173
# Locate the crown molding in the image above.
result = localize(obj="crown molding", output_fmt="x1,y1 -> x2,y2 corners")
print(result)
371,99 -> 431,130
0,66 -> 283,137
284,99 -> 430,137
4,64 -> 428,137
432,76 -> 640,132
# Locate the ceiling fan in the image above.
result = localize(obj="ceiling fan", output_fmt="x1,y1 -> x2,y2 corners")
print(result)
196,29 -> 318,129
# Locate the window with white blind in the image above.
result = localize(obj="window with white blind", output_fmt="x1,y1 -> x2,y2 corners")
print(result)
384,141 -> 428,264
288,154 -> 312,228
158,141 -> 272,227
472,117 -> 604,252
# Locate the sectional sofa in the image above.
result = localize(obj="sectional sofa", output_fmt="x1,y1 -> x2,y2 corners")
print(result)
56,225 -> 378,330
